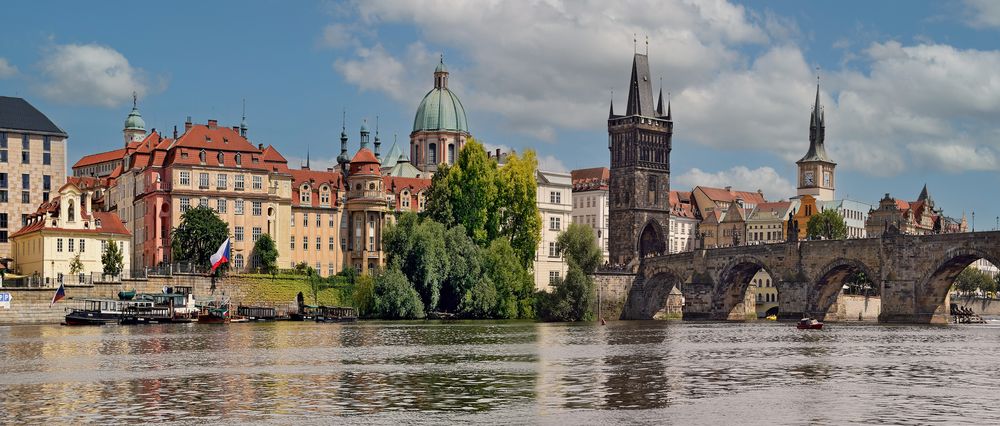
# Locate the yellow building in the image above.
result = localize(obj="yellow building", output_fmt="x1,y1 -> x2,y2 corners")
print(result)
791,194 -> 819,240
10,177 -> 131,284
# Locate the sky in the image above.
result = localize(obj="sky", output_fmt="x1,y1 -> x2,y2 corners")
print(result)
3,0 -> 1000,228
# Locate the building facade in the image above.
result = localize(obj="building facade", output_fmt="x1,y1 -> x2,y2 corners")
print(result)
796,84 -> 836,202
10,177 -> 130,283
746,201 -> 797,245
535,170 -> 573,290
819,199 -> 872,239
865,185 -> 967,236
608,52 -> 673,265
667,191 -> 698,253
570,167 -> 609,261
0,96 -> 68,261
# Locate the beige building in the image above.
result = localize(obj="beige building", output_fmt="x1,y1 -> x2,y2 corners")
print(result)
0,96 -> 68,261
10,177 -> 130,284
746,201 -> 797,245
668,191 -> 698,253
534,170 -> 572,291
288,167 -> 345,276
570,167 -> 609,261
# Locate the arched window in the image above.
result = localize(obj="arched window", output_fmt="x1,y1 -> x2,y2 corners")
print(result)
235,153 -> 242,165
217,151 -> 224,164
68,202 -> 76,222
402,190 -> 410,208
233,253 -> 244,270
428,143 -> 437,164
448,144 -> 455,164
199,149 -> 207,163
300,185 -> 311,204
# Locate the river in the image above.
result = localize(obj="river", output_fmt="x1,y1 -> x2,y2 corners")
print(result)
1,320 -> 999,424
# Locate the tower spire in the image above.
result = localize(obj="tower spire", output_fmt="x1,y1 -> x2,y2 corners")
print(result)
306,146 -> 311,169
360,118 -> 370,149
625,51 -> 655,116
240,98 -> 248,138
656,77 -> 665,116
667,91 -> 672,121
337,108 -> 349,174
374,115 -> 381,159
132,91 -> 137,109
609,89 -> 615,118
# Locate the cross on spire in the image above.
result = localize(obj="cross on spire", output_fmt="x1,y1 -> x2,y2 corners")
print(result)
132,91 -> 137,108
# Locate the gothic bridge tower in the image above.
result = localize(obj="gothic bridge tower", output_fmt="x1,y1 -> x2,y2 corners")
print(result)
608,52 -> 673,265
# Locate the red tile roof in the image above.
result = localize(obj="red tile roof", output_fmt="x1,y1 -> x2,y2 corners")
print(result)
289,168 -> 343,208
697,186 -> 768,205
385,176 -> 432,212
72,148 -> 125,169
349,148 -> 380,176
571,167 -> 609,191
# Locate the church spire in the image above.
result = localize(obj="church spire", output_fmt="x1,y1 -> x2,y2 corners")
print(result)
799,78 -> 831,163
306,146 -> 311,170
625,52 -> 655,117
608,89 -> 615,118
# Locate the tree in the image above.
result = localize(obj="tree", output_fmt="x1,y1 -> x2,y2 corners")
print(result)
450,138 -> 498,246
806,209 -> 848,240
102,238 -> 124,277
496,150 -> 541,268
371,266 -> 425,319
557,223 -> 603,275
352,274 -> 375,317
68,252 -> 84,279
423,163 -> 456,227
482,238 -> 535,318
384,213 -> 450,313
536,267 -> 595,322
171,205 -> 230,272
252,234 -> 279,276
442,224 -> 483,314
955,266 -> 994,297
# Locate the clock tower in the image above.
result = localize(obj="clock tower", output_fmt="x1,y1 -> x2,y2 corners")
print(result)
796,83 -> 835,202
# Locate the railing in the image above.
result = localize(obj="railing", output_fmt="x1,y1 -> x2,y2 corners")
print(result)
147,262 -> 212,276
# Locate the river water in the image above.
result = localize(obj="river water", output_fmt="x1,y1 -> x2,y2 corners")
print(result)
2,320 -> 999,424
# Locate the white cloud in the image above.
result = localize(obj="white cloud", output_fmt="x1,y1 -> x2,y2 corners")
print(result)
37,43 -> 161,107
908,143 -> 998,172
0,58 -> 17,78
334,42 -> 431,103
537,155 -> 568,172
320,23 -> 360,49
675,166 -> 795,200
963,0 -> 1000,29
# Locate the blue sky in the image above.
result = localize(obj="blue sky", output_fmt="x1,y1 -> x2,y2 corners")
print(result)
2,0 -> 1000,228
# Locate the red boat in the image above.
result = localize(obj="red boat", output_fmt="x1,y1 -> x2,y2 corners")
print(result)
796,318 -> 823,330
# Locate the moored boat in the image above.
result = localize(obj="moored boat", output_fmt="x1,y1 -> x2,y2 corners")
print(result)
197,304 -> 231,324
64,299 -> 154,326
796,317 -> 823,330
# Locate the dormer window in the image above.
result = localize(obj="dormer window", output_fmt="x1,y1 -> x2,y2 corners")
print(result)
96,218 -> 102,227
300,185 -> 311,204
235,153 -> 242,166
217,152 -> 224,165
68,202 -> 75,222
199,149 -> 207,163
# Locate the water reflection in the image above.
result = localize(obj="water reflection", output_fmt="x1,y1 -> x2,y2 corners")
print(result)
2,321 -> 1000,423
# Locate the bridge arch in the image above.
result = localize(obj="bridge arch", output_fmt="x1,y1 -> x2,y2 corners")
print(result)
916,247 -> 1000,323
637,219 -> 666,258
810,258 -> 879,321
625,266 -> 686,320
714,255 -> 774,320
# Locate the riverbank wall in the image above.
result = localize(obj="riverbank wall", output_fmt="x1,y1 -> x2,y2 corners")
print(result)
840,294 -> 881,321
0,274 -> 334,325
591,272 -> 636,321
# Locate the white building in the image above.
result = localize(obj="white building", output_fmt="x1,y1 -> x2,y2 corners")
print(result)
570,167 -> 609,261
820,199 -> 872,238
668,191 -> 699,253
534,170 -> 572,291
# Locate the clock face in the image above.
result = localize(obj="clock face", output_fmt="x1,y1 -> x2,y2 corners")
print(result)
804,171 -> 814,186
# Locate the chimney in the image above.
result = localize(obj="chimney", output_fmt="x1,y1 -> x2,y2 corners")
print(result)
232,126 -> 239,132
725,186 -> 732,192
496,148 -> 501,158
258,143 -> 264,150
184,116 -> 193,132
208,119 -> 218,129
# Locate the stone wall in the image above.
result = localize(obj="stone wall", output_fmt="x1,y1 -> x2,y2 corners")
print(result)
950,295 -> 1000,316
841,295 -> 881,321
0,274 -> 303,325
591,272 -> 636,321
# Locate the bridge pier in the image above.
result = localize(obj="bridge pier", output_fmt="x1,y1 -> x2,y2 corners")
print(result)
776,281 -> 809,321
878,279 -> 949,324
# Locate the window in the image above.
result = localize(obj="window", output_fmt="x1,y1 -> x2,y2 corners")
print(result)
549,270 -> 560,284
199,149 -> 207,163
234,199 -> 245,215
217,174 -> 227,189
235,175 -> 245,191
548,242 -> 558,257
328,264 -> 335,277
549,216 -> 561,231
252,227 -> 261,242
199,173 -> 209,189
0,173 -> 7,202
303,212 -> 309,226
235,153 -> 242,166
199,197 -> 209,208
448,144 -> 455,164
252,201 -> 262,216
22,173 -> 29,190
80,239 -> 85,253
428,143 -> 437,163
217,198 -> 227,213
300,186 -> 311,204
42,175 -> 51,201
320,190 -> 330,205
235,226 -> 244,241
68,238 -> 75,252
217,151 -> 224,165
550,191 -> 561,204
21,134 -> 29,164
0,213 -> 6,243
290,236 -> 295,250
57,238 -> 63,252
179,171 -> 190,186
43,136 -> 51,165
102,240 -> 107,253
316,214 -> 321,227
316,237 -> 321,250
252,175 -> 262,190
329,215 -> 335,227
329,237 -> 335,250
233,253 -> 244,269
291,213 -> 295,227
303,236 -> 308,250
368,219 -> 375,251
67,202 -> 75,221
180,197 -> 191,212
0,132 -> 6,162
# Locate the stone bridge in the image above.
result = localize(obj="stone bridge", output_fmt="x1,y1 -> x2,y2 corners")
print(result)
621,231 -> 1000,323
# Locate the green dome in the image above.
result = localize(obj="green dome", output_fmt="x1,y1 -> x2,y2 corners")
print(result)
124,106 -> 145,131
413,87 -> 468,133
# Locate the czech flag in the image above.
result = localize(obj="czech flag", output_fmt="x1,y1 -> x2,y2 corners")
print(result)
50,283 -> 65,307
210,238 -> 231,272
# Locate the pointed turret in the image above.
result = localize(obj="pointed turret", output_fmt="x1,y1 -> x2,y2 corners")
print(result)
666,97 -> 672,121
625,53 -> 656,117
608,91 -> 615,119
799,83 -> 832,163
240,98 -> 248,138
918,183 -> 929,201
374,116 -> 381,159
656,86 -> 665,116
305,147 -> 311,170
337,109 -> 350,174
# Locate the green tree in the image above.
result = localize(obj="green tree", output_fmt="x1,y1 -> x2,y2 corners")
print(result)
482,238 -> 534,319
536,267 -> 595,322
496,150 -> 542,268
384,213 -> 450,313
68,252 -> 84,276
371,266 -> 425,319
557,223 -> 603,275
252,233 -> 279,276
171,205 -> 230,272
450,138 -> 498,245
102,238 -> 124,277
423,163 -> 456,227
954,266 -> 993,296
442,224 -> 483,313
806,209 -> 848,240
352,274 -> 375,317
